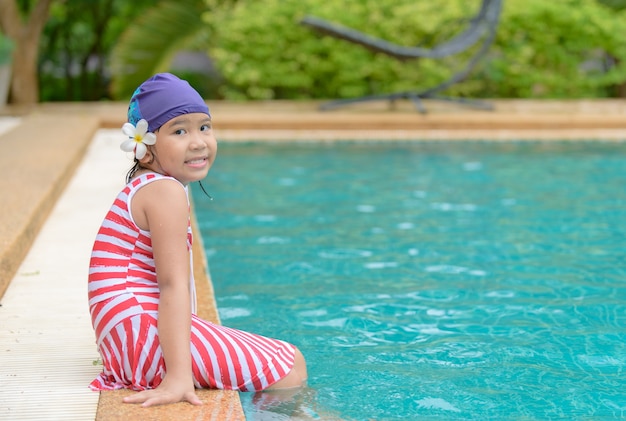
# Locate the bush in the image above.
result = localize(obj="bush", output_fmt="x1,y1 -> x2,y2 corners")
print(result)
209,0 -> 626,100
210,0 -> 479,100
486,0 -> 626,98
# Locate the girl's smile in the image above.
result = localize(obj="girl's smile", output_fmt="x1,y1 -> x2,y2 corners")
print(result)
185,156 -> 209,168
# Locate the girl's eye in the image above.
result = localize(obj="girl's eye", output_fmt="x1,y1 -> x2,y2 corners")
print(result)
174,129 -> 187,135
201,124 -> 212,132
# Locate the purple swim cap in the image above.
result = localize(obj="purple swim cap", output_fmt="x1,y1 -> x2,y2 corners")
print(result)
127,73 -> 210,132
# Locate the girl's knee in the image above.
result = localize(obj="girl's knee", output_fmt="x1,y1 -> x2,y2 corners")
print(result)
293,347 -> 307,381
266,347 -> 307,390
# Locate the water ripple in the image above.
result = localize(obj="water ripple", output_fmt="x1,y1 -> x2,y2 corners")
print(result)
318,248 -> 373,259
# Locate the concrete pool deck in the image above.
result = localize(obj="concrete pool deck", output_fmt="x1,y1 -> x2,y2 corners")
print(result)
0,99 -> 625,420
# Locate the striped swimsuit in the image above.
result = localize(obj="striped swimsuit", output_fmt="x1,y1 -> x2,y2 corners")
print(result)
88,173 -> 295,391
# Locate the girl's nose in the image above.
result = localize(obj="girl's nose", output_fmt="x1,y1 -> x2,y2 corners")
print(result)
190,131 -> 207,149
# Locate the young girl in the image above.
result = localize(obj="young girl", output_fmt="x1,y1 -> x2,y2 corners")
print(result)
88,73 -> 307,407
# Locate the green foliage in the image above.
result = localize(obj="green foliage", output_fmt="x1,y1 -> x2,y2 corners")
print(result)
485,0 -> 626,98
39,0 -> 156,101
0,32 -> 14,66
598,0 -> 626,10
210,0 -> 477,100
109,0 -> 218,99
208,0 -> 626,100
33,0 -> 626,100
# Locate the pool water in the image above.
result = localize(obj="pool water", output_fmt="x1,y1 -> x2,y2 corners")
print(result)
193,141 -> 626,420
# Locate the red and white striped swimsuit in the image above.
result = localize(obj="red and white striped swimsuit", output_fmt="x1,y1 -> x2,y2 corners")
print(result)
88,173 -> 295,391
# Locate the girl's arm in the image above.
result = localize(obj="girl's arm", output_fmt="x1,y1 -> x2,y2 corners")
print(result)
123,179 -> 202,407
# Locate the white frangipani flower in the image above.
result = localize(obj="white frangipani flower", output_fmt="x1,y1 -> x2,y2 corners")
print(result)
120,119 -> 156,160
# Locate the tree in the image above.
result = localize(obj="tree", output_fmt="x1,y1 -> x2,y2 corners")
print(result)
39,0 -> 155,101
109,0 -> 206,98
0,0 -> 55,104
109,0 -> 239,99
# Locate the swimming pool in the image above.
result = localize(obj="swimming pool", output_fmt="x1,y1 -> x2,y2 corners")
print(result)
193,141 -> 626,420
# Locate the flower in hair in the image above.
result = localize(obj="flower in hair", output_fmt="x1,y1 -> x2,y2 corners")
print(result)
121,119 -> 156,160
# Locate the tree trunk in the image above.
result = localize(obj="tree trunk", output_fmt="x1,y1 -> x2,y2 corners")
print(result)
11,35 -> 40,104
0,0 -> 55,105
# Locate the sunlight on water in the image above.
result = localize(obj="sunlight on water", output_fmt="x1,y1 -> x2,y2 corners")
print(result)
194,141 -> 626,420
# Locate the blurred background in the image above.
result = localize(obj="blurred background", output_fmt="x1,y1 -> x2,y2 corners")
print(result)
1,0 -> 626,106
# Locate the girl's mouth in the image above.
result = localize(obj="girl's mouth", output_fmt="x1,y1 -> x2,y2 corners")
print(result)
185,157 -> 208,167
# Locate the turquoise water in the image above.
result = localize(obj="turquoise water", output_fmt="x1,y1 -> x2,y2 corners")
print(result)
193,141 -> 626,420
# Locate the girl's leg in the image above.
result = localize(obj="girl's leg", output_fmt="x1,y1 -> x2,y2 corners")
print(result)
190,316 -> 303,391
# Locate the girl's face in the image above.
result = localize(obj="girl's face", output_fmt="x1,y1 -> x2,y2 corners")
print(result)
149,112 -> 217,185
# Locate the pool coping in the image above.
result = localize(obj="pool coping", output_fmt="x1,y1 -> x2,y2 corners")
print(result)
1,99 -> 626,420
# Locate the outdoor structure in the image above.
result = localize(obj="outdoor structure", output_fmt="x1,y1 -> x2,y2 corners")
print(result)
301,0 -> 503,113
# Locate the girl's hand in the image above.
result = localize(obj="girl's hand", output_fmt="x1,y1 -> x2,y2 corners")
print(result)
122,377 -> 203,407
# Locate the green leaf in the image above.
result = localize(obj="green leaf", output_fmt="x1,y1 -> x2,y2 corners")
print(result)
109,0 -> 208,98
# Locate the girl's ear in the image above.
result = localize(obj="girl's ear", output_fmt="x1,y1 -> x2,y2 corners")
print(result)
138,145 -> 156,167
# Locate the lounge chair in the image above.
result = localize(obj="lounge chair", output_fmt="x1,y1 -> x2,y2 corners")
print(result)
300,0 -> 503,113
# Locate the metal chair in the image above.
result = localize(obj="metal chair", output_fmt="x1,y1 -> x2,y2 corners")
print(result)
301,0 -> 503,113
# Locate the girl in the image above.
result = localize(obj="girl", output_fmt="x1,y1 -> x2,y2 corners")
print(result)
88,73 -> 307,407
